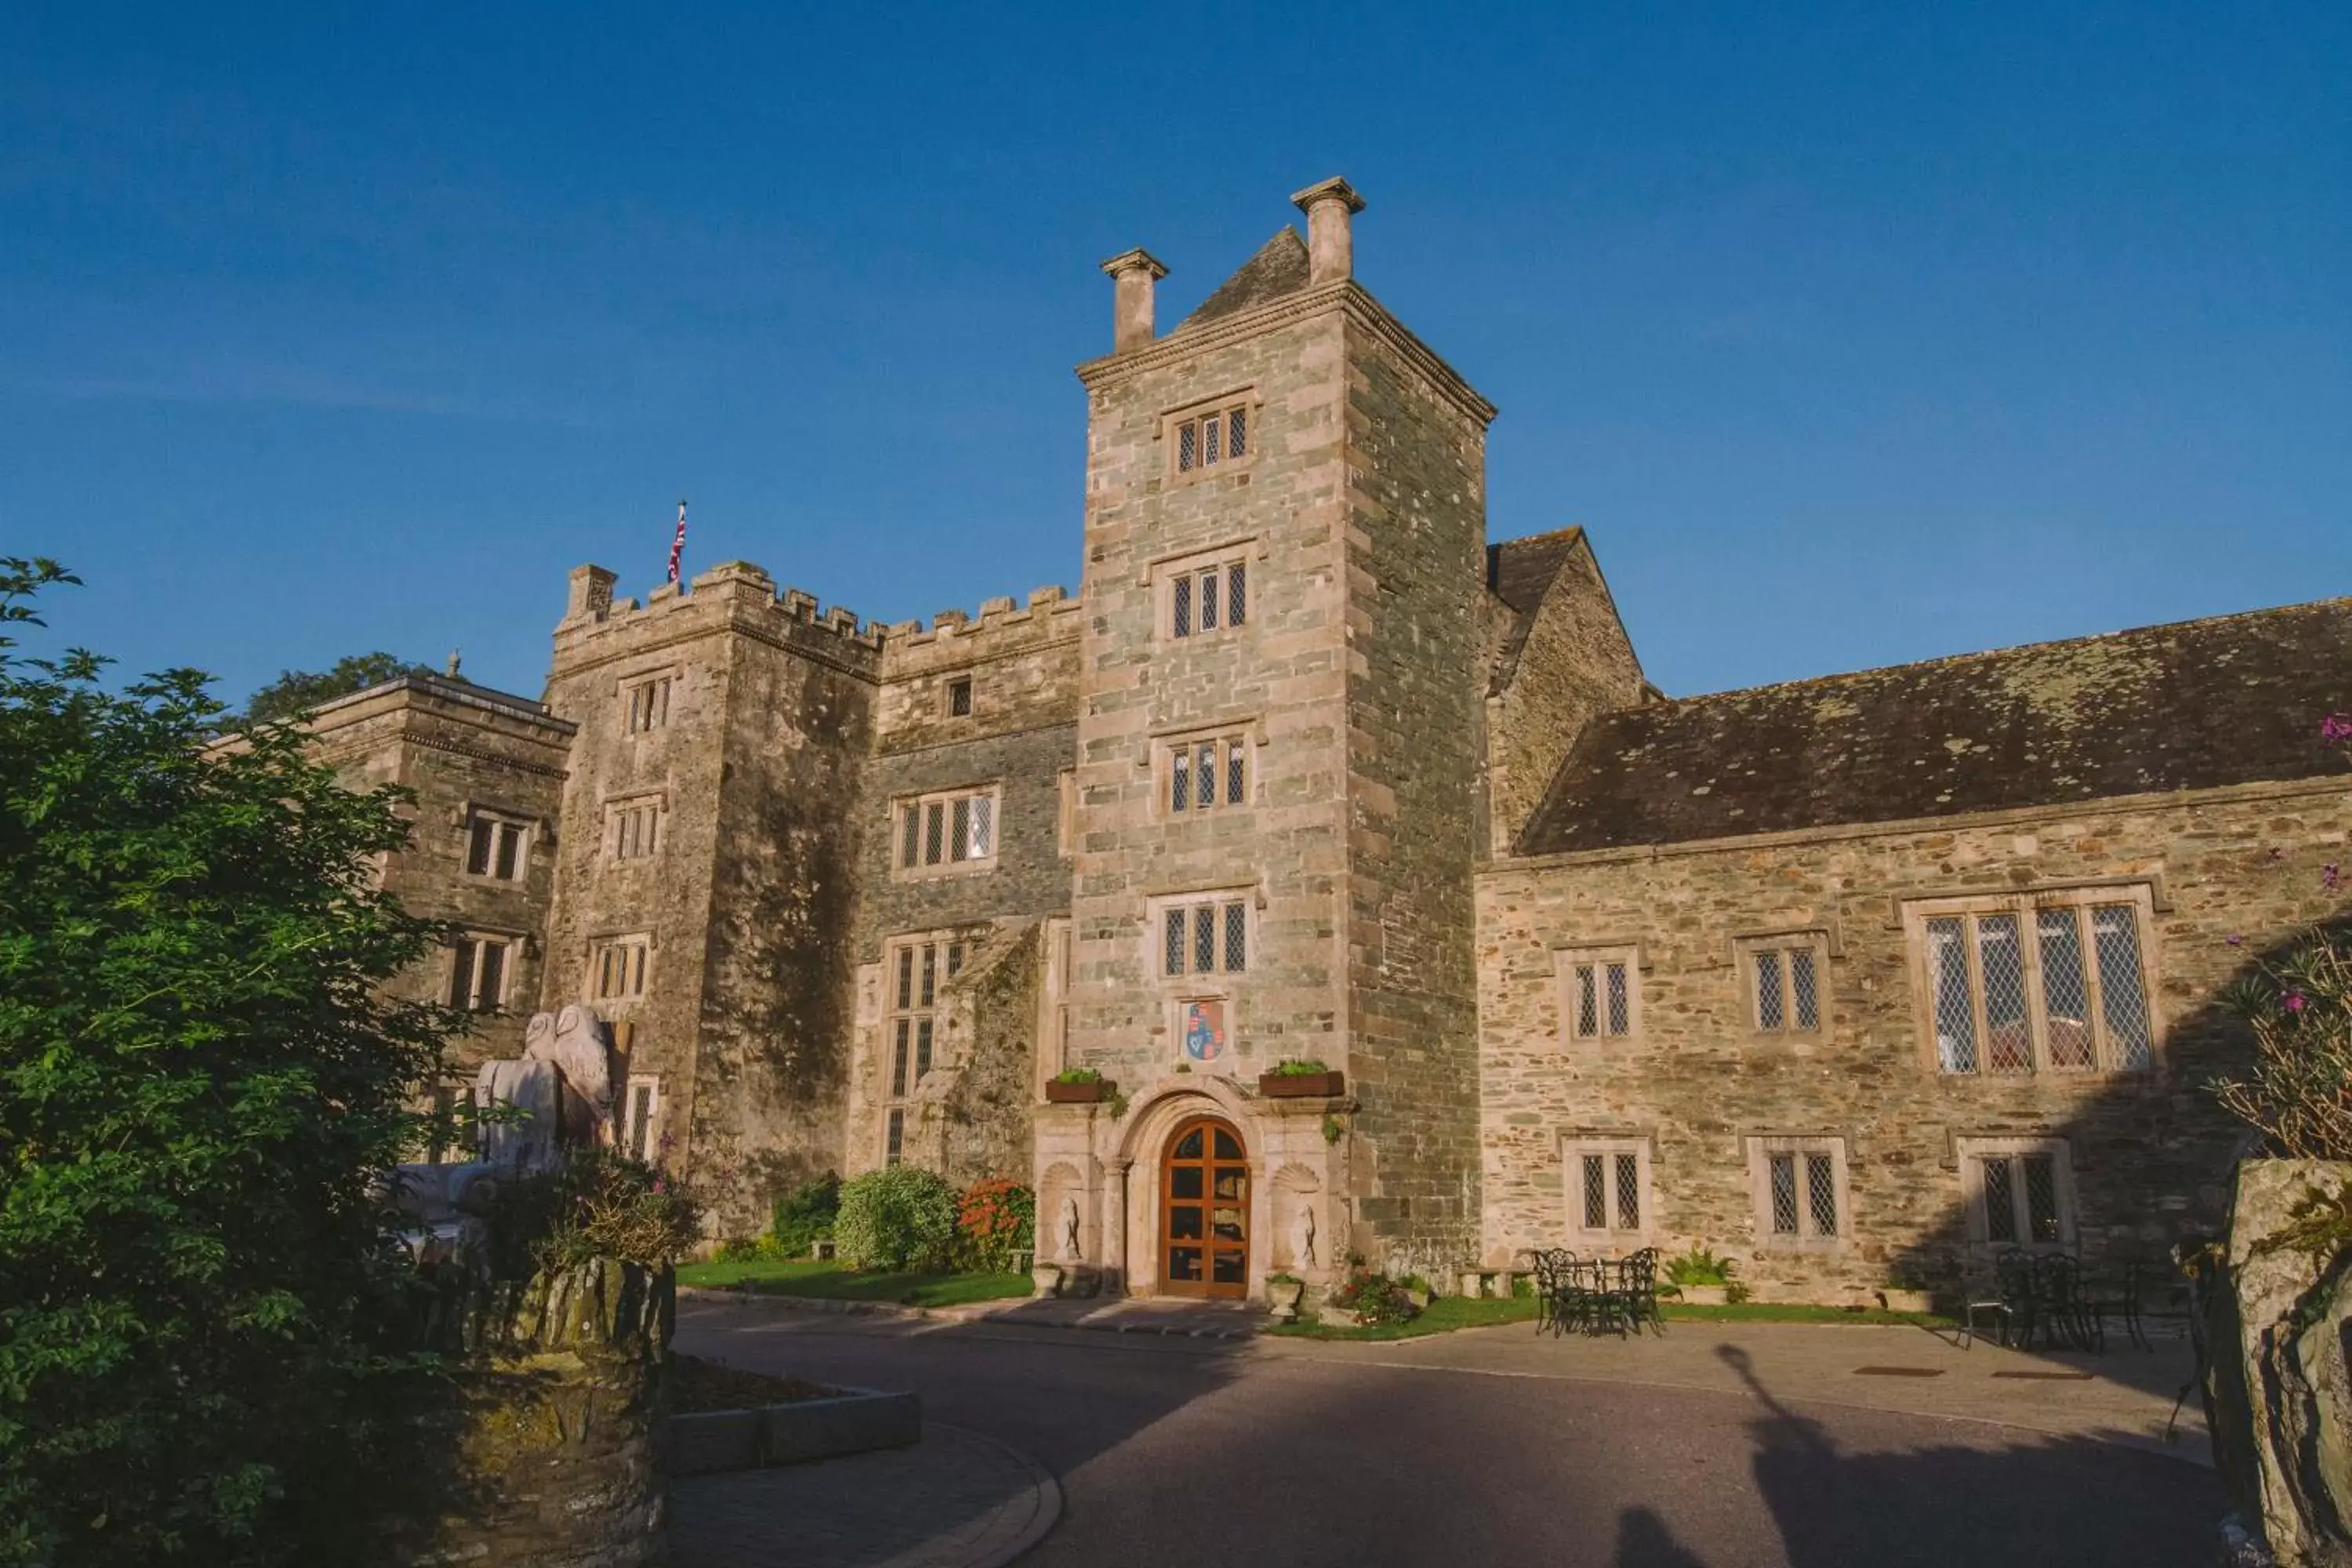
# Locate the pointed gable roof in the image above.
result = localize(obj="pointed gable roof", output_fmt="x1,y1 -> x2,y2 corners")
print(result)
1485,527 -> 1587,695
1178,228 -> 1312,330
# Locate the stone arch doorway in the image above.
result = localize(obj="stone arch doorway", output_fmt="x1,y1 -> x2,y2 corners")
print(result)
1160,1116 -> 1249,1298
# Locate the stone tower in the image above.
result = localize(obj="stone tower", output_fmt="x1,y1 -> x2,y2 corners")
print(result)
539,561 -> 879,1232
1039,178 -> 1497,1293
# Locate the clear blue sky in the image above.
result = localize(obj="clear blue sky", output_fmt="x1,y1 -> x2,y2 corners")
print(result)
4,2 -> 2346,706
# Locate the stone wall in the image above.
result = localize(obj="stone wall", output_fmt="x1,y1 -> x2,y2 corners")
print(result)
1335,305 -> 1493,1272
1476,777 -> 2352,1300
540,562 -> 879,1232
302,676 -> 575,1078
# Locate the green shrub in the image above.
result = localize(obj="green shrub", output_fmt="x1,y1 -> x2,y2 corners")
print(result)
771,1172 -> 840,1257
2213,920 -> 2352,1160
1327,1269 -> 1419,1326
834,1166 -> 960,1272
1270,1058 -> 1331,1076
1048,1066 -> 1100,1085
1664,1246 -> 1737,1288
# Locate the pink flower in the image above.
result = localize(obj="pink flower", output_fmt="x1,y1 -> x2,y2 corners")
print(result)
2324,713 -> 2352,742
2285,991 -> 2309,1014
653,1178 -> 667,1193
2227,934 -> 2245,947
2326,864 -> 2343,891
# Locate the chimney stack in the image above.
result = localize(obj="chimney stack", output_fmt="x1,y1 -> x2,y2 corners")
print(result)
1290,176 -> 1366,286
1099,248 -> 1169,354
566,563 -> 618,622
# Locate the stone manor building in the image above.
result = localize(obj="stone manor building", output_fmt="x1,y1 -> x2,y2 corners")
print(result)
303,178 -> 2352,1306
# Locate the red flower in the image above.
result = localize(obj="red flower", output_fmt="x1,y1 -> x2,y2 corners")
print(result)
2284,991 -> 2309,1014
2324,714 -> 2352,742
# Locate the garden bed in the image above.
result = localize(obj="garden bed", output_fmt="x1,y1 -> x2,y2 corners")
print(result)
673,1354 -> 838,1413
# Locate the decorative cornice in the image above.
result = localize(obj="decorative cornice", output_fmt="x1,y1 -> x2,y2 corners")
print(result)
1073,279 -> 1496,427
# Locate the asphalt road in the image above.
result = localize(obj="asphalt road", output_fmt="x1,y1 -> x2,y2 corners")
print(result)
677,1311 -> 2223,1568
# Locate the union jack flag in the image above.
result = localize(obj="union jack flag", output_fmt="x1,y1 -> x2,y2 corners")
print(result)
666,499 -> 688,584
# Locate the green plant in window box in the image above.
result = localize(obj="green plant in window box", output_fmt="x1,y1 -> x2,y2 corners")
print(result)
1262,1058 -> 1345,1099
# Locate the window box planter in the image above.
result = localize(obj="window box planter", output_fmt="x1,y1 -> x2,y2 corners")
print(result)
1045,1077 -> 1115,1105
1676,1285 -> 1731,1307
1259,1069 -> 1345,1099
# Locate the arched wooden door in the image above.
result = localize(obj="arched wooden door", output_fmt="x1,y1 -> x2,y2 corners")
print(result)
1160,1116 -> 1248,1298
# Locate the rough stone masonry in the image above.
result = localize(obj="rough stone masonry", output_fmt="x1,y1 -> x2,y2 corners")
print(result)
295,176 -> 2352,1305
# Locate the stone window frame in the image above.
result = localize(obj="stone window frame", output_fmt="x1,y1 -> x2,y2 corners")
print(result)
944,676 -> 974,719
619,669 -> 677,735
1554,942 -> 1644,1047
880,928 -> 973,1158
1055,768 -> 1076,858
1955,1134 -> 2080,1250
605,793 -> 666,862
890,784 -> 1002,880
620,1073 -> 662,1163
1744,1134 -> 1852,1254
588,932 -> 654,1004
1733,930 -> 1830,1037
1152,724 -> 1257,822
1149,888 -> 1254,985
1151,539 -> 1256,646
447,928 -> 523,1014
1899,884 -> 2162,1080
1559,1132 -> 1656,1244
461,804 -> 537,883
1162,387 -> 1260,485
1037,916 -> 1074,1099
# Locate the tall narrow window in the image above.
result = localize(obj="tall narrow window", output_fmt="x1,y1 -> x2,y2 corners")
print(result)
624,676 -> 673,734
447,935 -> 513,1012
1749,1137 -> 1847,1249
611,800 -> 662,861
622,1077 -> 659,1162
1559,948 -> 1639,1044
946,677 -> 972,717
883,934 -> 967,1159
592,936 -> 652,1001
1744,936 -> 1825,1034
1565,1139 -> 1650,1240
1913,893 -> 2157,1076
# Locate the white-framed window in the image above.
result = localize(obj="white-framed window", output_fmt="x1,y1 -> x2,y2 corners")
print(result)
590,935 -> 652,1002
1162,732 -> 1250,816
1557,946 -> 1639,1044
883,932 -> 967,1160
620,1074 -> 662,1162
1958,1137 -> 2078,1249
946,677 -> 972,718
624,675 -> 673,735
1740,934 -> 1825,1034
1167,559 -> 1250,641
447,934 -> 514,1013
1908,889 -> 2158,1076
1158,893 -> 1249,979
609,799 -> 663,861
1563,1137 -> 1651,1240
1172,400 -> 1250,476
463,811 -> 532,881
893,786 -> 999,875
1746,1135 -> 1849,1251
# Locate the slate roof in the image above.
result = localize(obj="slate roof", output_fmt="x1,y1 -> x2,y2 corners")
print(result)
1486,528 -> 1585,695
1178,229 -> 1312,330
1516,597 -> 2352,855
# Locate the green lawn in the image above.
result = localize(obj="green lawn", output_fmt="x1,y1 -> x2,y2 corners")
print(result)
675,1258 -> 1033,1308
1269,1294 -> 1961,1341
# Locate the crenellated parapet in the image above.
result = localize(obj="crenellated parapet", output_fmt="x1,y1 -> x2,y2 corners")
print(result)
876,583 -> 1083,677
553,560 -> 884,682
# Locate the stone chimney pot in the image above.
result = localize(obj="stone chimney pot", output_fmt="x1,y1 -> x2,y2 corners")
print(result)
1290,176 -> 1366,285
1099,247 -> 1170,354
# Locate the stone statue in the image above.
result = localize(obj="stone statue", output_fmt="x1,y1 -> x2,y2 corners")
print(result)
472,1007 -> 619,1173
1056,1196 -> 1083,1264
1293,1202 -> 1318,1269
528,1005 -> 617,1147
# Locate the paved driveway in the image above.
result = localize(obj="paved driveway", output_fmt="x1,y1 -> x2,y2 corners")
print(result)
677,1306 -> 2223,1568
